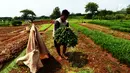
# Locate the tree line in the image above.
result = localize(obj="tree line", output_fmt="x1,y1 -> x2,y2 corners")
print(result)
0,2 -> 130,24
84,2 -> 130,20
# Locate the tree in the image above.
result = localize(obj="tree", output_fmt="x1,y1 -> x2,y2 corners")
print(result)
116,8 -> 127,14
126,5 -> 130,14
14,16 -> 22,20
20,9 -> 36,22
97,9 -> 113,17
37,15 -> 49,19
85,2 -> 99,16
50,7 -> 60,19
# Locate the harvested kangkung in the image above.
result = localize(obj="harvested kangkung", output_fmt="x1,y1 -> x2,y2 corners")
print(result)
54,26 -> 78,47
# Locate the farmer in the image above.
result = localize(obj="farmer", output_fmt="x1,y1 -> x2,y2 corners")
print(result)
53,9 -> 70,60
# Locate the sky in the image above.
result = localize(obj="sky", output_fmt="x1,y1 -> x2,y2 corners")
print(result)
0,0 -> 130,17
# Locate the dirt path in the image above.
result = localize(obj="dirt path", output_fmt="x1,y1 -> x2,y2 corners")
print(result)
81,23 -> 130,40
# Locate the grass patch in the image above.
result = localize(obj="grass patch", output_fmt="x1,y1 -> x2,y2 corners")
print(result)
71,23 -> 130,66
77,68 -> 94,73
88,20 -> 130,32
69,19 -> 91,24
48,24 -> 54,31
39,24 -> 52,31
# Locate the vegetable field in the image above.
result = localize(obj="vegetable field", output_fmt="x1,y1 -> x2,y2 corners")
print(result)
71,23 -> 130,65
1,19 -> 130,73
1,0 -> 130,72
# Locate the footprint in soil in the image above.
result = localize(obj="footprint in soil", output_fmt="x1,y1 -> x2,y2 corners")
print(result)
37,56 -> 62,73
66,52 -> 88,68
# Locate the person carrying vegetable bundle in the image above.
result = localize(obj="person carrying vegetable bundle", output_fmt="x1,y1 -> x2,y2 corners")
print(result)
53,9 -> 70,60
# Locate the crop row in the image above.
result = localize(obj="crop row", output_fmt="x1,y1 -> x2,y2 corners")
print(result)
0,26 -> 25,34
0,32 -> 28,64
71,23 -> 130,66
88,20 -> 130,32
0,25 -> 29,69
39,24 -> 52,31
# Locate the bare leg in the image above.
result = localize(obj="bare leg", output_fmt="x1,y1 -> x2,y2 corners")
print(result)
63,45 -> 68,59
63,45 -> 67,55
56,45 -> 61,56
56,45 -> 63,60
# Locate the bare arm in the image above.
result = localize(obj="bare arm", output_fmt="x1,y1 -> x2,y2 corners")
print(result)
54,21 -> 60,31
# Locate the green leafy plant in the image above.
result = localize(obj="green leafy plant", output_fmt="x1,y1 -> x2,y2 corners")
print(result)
54,26 -> 78,47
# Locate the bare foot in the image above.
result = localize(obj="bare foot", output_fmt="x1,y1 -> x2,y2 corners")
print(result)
40,54 -> 49,60
44,55 -> 49,59
58,56 -> 63,61
62,55 -> 68,60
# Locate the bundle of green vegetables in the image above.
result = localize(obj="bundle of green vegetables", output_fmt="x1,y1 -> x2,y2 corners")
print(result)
54,26 -> 78,47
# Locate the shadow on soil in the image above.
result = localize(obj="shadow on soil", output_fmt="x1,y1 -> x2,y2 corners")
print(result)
37,56 -> 61,73
66,52 -> 88,68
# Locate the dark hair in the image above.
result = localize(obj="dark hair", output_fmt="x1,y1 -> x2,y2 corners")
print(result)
61,9 -> 70,16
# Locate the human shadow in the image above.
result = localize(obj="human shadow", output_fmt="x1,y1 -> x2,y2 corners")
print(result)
37,56 -> 61,73
66,52 -> 88,68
